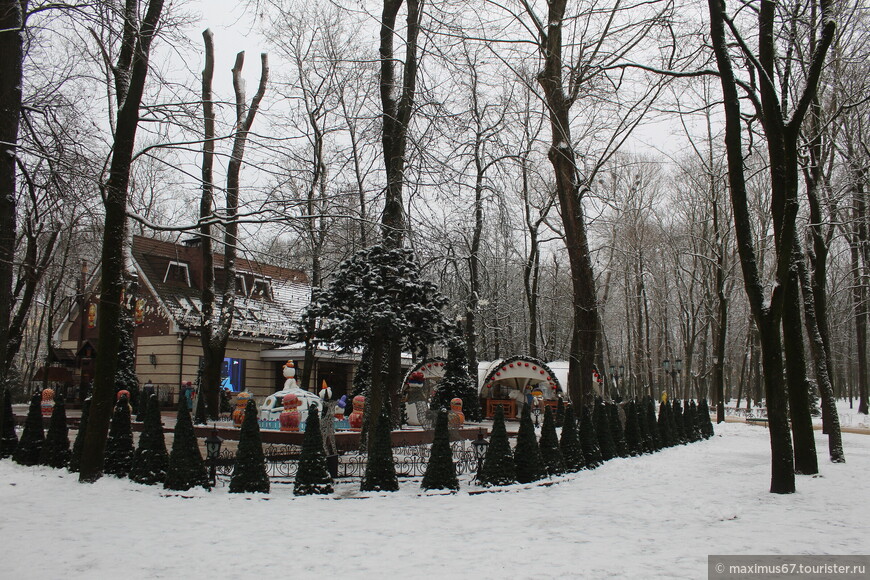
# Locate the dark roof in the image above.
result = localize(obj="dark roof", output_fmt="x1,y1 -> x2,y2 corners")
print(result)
131,236 -> 311,341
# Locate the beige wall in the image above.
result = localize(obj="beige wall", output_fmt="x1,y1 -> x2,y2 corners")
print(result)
62,335 -> 282,400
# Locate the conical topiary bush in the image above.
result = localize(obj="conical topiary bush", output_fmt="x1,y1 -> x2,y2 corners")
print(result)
294,404 -> 333,496
12,393 -> 44,466
478,404 -> 516,486
672,400 -> 686,444
421,409 -> 459,491
361,409 -> 399,492
657,399 -> 672,448
555,397 -> 565,428
539,406 -> 565,477
0,388 -> 18,458
129,395 -> 169,485
699,398 -> 715,438
229,399 -> 270,494
623,400 -> 643,456
637,397 -> 653,453
514,403 -> 545,484
578,406 -> 601,468
164,399 -> 209,491
594,400 -> 617,461
40,393 -> 70,468
559,404 -> 585,472
68,398 -> 90,472
193,387 -> 208,426
104,395 -> 135,477
609,403 -> 629,457
686,400 -> 702,442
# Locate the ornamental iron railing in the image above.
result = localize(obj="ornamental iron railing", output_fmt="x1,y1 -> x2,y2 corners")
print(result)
211,439 -> 478,481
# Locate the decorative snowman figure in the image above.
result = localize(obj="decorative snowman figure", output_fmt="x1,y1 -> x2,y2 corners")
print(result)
283,361 -> 298,389
41,388 -> 55,416
233,392 -> 253,427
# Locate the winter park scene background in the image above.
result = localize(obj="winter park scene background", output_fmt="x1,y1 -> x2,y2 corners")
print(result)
1,0 -> 870,578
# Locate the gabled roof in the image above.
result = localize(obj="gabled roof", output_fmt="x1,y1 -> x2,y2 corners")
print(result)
131,236 -> 311,342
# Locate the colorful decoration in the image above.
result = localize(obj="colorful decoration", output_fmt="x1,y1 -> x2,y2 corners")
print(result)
41,388 -> 55,416
448,397 -> 464,429
335,395 -> 348,419
134,299 -> 145,325
87,303 -> 96,328
117,389 -> 133,413
233,392 -> 253,427
348,395 -> 365,431
279,393 -> 301,432
283,361 -> 298,389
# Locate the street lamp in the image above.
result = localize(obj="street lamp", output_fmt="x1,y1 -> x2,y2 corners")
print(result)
205,425 -> 223,488
532,397 -> 542,427
471,432 -> 489,481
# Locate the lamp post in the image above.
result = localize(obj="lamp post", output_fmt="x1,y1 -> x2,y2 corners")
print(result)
609,364 -> 624,401
205,425 -> 223,488
532,397 -> 542,427
713,355 -> 724,424
471,432 -> 489,481
663,359 -> 682,396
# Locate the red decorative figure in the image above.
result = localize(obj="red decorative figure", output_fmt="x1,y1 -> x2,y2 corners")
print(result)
348,395 -> 365,431
448,397 -> 464,429
233,392 -> 252,427
279,393 -> 302,432
41,388 -> 55,416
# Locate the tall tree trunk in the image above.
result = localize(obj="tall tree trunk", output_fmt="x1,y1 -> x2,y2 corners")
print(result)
535,0 -> 597,407
377,0 -> 422,425
0,0 -> 26,390
200,49 -> 268,419
80,0 -> 164,483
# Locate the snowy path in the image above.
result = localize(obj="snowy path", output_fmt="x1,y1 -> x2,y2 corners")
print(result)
1,423 -> 867,579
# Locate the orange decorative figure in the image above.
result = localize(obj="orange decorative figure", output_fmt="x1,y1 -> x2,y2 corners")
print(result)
448,397 -> 464,428
41,388 -> 55,416
279,393 -> 301,432
348,395 -> 365,431
117,389 -> 133,413
233,392 -> 252,427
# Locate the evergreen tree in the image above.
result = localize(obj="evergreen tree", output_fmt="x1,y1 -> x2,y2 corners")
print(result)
514,403 -> 546,483
637,397 -> 654,453
578,406 -> 602,468
686,400 -> 702,442
594,399 -> 617,461
12,393 -> 43,466
0,388 -> 18,458
294,403 -> 333,495
420,409 -> 459,491
193,386 -> 208,426
164,399 -> 209,491
698,398 -> 715,439
40,393 -> 70,468
478,404 -> 516,486
559,404 -> 585,472
68,398 -> 90,472
433,334 -> 482,421
104,395 -> 135,477
609,403 -> 629,457
672,400 -> 686,444
229,400 -> 270,493
645,397 -> 661,451
657,399 -> 673,448
554,397 -> 565,428
623,401 -> 643,456
130,395 -> 169,485
116,309 -> 140,415
361,409 -> 399,492
539,406 -> 565,476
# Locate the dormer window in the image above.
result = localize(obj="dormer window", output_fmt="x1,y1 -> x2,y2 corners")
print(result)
163,261 -> 191,286
251,277 -> 272,300
235,274 -> 248,296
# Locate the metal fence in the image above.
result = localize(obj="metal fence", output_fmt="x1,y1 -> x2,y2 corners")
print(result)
213,439 -> 479,482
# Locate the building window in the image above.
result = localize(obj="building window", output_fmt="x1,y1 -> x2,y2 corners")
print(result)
251,277 -> 272,300
163,261 -> 191,286
235,274 -> 248,296
221,357 -> 245,392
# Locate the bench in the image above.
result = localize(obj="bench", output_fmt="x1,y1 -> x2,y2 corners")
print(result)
746,417 -> 769,426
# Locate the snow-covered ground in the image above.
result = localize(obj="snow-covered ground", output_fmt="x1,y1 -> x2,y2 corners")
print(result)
1,423 -> 867,579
